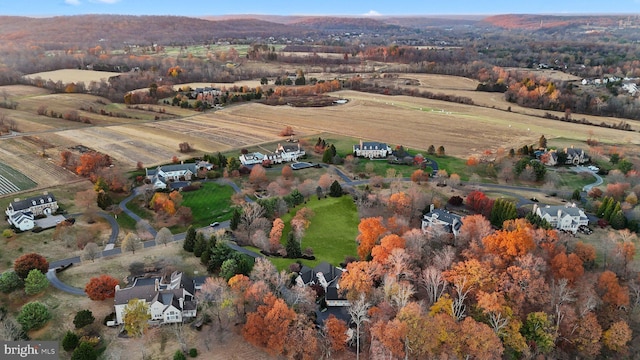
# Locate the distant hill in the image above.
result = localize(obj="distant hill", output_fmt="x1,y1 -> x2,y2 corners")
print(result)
0,15 -> 306,47
482,14 -> 623,30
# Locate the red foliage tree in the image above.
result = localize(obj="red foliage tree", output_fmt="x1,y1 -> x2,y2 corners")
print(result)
14,253 -> 49,279
597,271 -> 629,307
84,274 -> 120,301
356,217 -> 387,260
324,314 -> 348,354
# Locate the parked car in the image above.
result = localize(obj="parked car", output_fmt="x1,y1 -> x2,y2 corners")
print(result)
578,225 -> 593,235
210,222 -> 220,227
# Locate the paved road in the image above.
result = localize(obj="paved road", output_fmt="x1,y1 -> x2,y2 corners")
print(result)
46,269 -> 86,296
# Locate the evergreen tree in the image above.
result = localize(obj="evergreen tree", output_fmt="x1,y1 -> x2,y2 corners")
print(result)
322,148 -> 333,164
62,331 -> 80,352
610,210 -> 627,230
490,199 -> 517,228
437,146 -> 445,156
230,207 -> 241,230
598,197 -> 612,218
329,180 -> 343,197
24,269 -> 48,295
330,144 -> 337,157
193,232 -> 206,257
571,189 -> 582,201
71,342 -> 97,360
286,232 -> 302,258
290,189 -> 304,205
200,248 -> 211,265
73,310 -> 95,329
603,200 -> 618,222
183,226 -> 196,252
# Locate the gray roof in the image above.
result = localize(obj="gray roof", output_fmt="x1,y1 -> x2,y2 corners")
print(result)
155,164 -> 196,173
10,194 -> 57,211
313,262 -> 341,283
354,142 -> 388,151
537,204 -> 586,218
424,208 -> 462,225
10,211 -> 33,224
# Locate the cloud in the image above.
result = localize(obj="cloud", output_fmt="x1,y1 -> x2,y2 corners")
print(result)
90,0 -> 122,3
64,0 -> 81,5
363,10 -> 382,17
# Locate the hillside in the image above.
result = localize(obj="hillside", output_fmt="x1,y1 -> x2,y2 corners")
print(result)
482,14 -> 624,30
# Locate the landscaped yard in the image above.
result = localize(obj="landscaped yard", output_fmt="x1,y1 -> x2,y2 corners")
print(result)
272,195 -> 359,270
181,182 -> 235,228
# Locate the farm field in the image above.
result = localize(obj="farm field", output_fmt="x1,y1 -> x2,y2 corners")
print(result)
22,69 -> 122,83
0,162 -> 36,195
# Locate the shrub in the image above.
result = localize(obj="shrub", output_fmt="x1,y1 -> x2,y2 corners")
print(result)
2,229 -> 14,238
14,253 -> 49,279
62,331 -> 80,351
174,350 -> 186,360
189,348 -> 198,357
73,310 -> 95,329
24,268 -> 49,295
71,342 -> 97,360
17,301 -> 51,331
0,271 -> 23,293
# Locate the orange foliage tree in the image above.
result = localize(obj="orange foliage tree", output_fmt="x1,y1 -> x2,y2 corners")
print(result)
371,234 -> 405,264
84,274 -> 119,301
602,320 -> 632,353
338,261 -> 377,300
356,217 -> 387,260
550,252 -> 585,284
482,227 -> 535,266
242,293 -> 296,356
324,314 -> 348,354
597,270 -> 629,307
388,192 -> 412,217
268,218 -> 285,253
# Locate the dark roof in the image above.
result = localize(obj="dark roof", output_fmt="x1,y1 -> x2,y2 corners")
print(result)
298,266 -> 314,284
10,194 -> 57,211
158,164 -> 196,173
169,181 -> 190,190
537,204 -> 587,218
354,142 -> 388,151
423,208 -> 462,225
313,262 -> 341,283
10,211 -> 33,224
114,284 -> 158,305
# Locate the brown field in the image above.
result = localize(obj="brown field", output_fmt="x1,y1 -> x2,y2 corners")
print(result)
503,67 -> 583,82
280,51 -> 346,59
23,69 -> 122,83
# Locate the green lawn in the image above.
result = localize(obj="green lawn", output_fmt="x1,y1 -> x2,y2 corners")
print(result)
181,182 -> 235,228
281,196 -> 359,267
248,196 -> 359,271
433,155 -> 469,180
556,170 -> 596,190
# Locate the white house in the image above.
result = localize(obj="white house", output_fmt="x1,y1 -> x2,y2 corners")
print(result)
113,272 -> 197,326
421,206 -> 463,238
239,152 -> 266,166
146,162 -> 212,190
6,193 -> 58,231
353,140 -> 392,159
275,143 -> 305,162
534,203 -> 589,234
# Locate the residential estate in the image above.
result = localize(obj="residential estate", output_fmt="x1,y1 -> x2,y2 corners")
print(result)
5,193 -> 58,231
421,206 -> 463,238
239,143 -> 306,166
145,161 -> 213,190
353,140 -> 393,159
534,203 -> 590,234
113,271 -> 199,326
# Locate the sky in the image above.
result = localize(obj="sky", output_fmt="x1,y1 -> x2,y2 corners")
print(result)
3,0 -> 640,17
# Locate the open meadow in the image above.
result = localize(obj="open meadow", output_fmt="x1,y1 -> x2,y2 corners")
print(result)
23,69 -> 122,83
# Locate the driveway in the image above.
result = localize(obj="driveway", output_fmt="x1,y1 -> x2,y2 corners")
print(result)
573,166 -> 603,192
46,269 -> 86,296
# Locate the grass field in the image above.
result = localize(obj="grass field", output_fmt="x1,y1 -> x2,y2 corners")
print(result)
181,182 -> 235,228
271,195 -> 359,270
23,69 -> 122,83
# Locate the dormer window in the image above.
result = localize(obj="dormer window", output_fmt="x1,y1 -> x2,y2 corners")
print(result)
32,201 -> 36,206
40,199 -> 44,204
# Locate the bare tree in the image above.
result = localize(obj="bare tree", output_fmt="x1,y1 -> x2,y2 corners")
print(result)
121,233 -> 143,254
420,266 -> 448,305
348,294 -> 371,360
239,202 -> 266,241
136,219 -> 154,241
452,277 -> 471,321
82,242 -> 101,262
197,277 -> 236,337
154,227 -> 173,247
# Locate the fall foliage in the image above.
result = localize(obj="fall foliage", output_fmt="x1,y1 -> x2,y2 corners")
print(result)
14,253 -> 49,279
84,275 -> 119,301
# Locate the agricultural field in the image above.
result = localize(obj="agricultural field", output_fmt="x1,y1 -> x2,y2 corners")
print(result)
0,162 -> 36,195
22,69 -> 122,83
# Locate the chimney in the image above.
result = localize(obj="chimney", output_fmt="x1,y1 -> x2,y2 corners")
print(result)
558,209 -> 562,220
115,285 -> 120,292
154,278 -> 159,292
360,139 -> 363,149
532,203 -> 538,214
430,204 -> 435,212
178,297 -> 184,309
43,191 -> 48,195
181,160 -> 184,164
